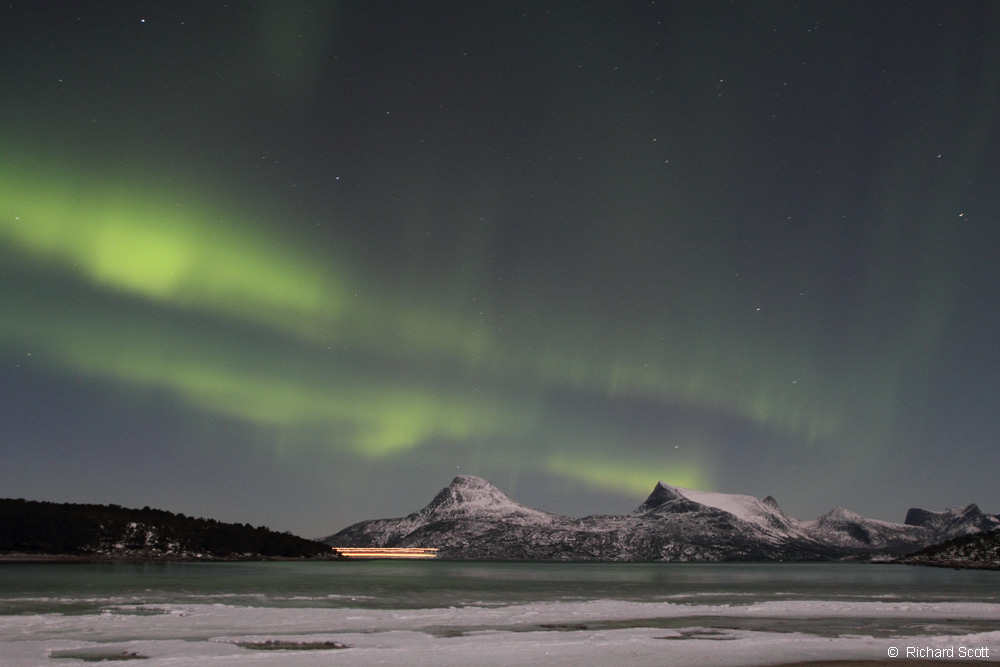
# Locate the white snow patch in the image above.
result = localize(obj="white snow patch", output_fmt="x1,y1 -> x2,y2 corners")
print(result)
671,486 -> 779,529
4,599 -> 1000,667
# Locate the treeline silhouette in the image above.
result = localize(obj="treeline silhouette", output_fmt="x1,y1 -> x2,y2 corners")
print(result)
0,498 -> 331,558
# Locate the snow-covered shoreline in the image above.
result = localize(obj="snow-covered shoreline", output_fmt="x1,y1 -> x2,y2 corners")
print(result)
4,560 -> 998,666
3,597 -> 999,666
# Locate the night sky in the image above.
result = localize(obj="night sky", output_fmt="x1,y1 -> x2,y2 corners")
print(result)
2,2 -> 999,538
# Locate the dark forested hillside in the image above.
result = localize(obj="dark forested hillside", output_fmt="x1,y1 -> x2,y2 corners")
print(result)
894,528 -> 1000,570
0,499 -> 332,559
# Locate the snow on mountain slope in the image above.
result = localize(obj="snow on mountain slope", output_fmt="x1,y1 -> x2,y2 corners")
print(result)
801,507 -> 928,551
633,482 -> 808,544
672,487 -> 763,522
671,486 -> 798,532
905,504 -> 1000,541
324,476 -> 577,550
324,475 -> 998,561
417,475 -> 566,526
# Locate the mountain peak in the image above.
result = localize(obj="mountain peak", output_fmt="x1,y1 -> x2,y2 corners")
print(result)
424,476 -> 509,512
820,507 -> 865,522
633,481 -> 687,512
323,474 -> 999,561
632,484 -> 800,535
419,475 -> 563,525
450,474 -> 498,491
903,504 -> 999,542
905,504 -> 983,528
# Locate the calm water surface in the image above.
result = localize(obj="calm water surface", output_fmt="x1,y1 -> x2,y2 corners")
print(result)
1,561 -> 996,616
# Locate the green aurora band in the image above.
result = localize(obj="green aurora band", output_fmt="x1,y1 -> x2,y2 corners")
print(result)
0,154 -> 974,496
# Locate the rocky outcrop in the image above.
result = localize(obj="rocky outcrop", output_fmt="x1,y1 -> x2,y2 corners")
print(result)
894,528 -> 1000,570
904,504 -> 1000,541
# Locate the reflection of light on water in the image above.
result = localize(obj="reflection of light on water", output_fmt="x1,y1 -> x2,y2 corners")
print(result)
332,547 -> 439,560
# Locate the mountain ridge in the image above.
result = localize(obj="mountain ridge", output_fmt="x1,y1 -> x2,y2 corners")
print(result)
893,527 -> 1000,570
324,475 -> 998,562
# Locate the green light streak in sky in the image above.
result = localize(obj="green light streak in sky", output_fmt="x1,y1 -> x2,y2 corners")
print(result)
0,155 -> 833,492
0,155 -> 522,459
0,153 -> 935,496
1,282 -> 531,459
533,338 -> 845,447
0,162 -> 347,336
547,454 -> 706,496
0,158 -> 496,362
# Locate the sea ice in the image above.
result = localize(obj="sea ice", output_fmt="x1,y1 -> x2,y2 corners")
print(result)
2,598 -> 999,666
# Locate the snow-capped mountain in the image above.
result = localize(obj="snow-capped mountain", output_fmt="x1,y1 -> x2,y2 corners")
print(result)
904,504 -> 1000,541
800,507 -> 928,553
417,474 -> 567,525
330,476 -> 576,553
614,481 -> 833,561
323,475 -> 998,562
326,477 -> 585,559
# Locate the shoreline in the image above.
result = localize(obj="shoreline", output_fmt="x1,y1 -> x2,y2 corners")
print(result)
769,662 -> 1000,666
0,553 -> 340,564
891,560 -> 1000,572
2,553 -> 998,570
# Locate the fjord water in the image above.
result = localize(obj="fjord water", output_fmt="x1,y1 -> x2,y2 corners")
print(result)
2,562 -> 998,666
0,561 -> 1000,614
1,561 -> 997,612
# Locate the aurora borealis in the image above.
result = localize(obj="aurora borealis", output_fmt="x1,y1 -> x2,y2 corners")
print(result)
2,2 -> 999,537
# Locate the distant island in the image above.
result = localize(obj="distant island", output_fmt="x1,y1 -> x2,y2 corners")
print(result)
324,475 -> 1000,566
0,498 -> 333,561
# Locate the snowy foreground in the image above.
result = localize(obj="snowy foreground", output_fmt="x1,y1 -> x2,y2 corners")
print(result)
3,599 -> 1000,666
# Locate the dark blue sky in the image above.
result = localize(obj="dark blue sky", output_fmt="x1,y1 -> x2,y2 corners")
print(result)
1,1 -> 998,537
